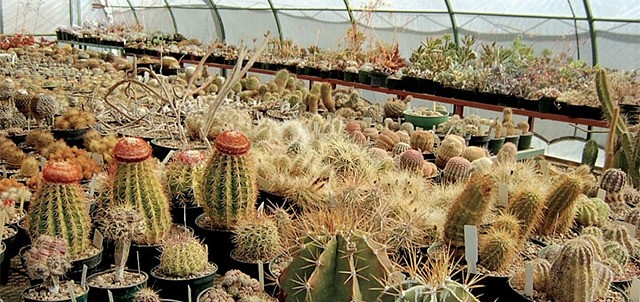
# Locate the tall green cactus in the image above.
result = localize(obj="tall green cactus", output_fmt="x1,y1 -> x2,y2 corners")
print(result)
199,130 -> 257,229
26,161 -> 92,257
443,175 -> 495,247
166,149 -> 208,207
278,230 -> 394,302
537,174 -> 582,236
581,139 -> 599,168
110,137 -> 173,245
506,187 -> 545,240
597,69 -> 640,188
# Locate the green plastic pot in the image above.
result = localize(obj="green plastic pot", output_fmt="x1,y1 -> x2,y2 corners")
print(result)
403,110 -> 450,130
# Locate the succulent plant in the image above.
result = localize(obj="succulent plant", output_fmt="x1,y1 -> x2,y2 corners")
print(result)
443,175 -> 495,247
575,195 -> 610,227
198,287 -> 234,302
495,142 -> 518,165
602,223 -> 636,254
392,142 -> 410,156
166,149 -> 208,208
383,96 -> 411,119
462,146 -> 489,163
581,226 -> 604,238
435,135 -> 465,168
479,227 -> 519,272
537,174 -> 582,236
220,269 -> 261,298
26,235 -> 71,294
506,187 -> 545,240
134,288 -> 161,302
603,241 -> 629,267
399,149 -> 425,173
199,130 -> 257,230
375,129 -> 401,151
581,139 -> 599,168
232,212 -> 283,263
110,137 -> 173,245
442,156 -> 471,184
409,130 -> 435,153
26,161 -> 91,257
600,168 -> 627,193
158,231 -> 209,277
516,258 -> 551,293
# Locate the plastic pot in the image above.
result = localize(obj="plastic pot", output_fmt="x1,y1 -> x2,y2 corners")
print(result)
369,72 -> 388,87
52,128 -> 89,148
358,70 -> 371,85
22,283 -> 89,302
126,243 -> 161,274
468,135 -> 490,148
1,226 -> 17,284
87,269 -> 148,302
504,135 -> 520,148
149,138 -> 180,161
488,137 -> 505,155
517,133 -> 534,151
194,214 -> 234,274
343,71 -> 358,82
149,263 -> 217,301
19,244 -> 103,282
403,110 -> 450,130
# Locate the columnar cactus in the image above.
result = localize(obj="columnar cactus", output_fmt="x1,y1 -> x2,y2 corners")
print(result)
575,195 -> 610,227
442,156 -> 471,184
495,142 -> 518,165
158,232 -> 209,277
547,238 -> 613,302
165,149 -> 208,208
603,241 -> 629,267
26,235 -> 71,294
199,130 -> 257,229
506,187 -> 545,240
600,168 -> 627,193
435,135 -> 465,168
581,139 -> 599,168
537,174 -> 582,236
479,228 -> 519,272
26,161 -> 91,257
443,175 -> 495,247
409,130 -> 435,153
110,137 -> 173,244
232,213 -> 283,263
278,230 -> 394,302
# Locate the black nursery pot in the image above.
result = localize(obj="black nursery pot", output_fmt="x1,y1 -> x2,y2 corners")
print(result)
170,205 -> 203,230
257,190 -> 300,215
149,264 -> 217,301
22,283 -> 89,302
126,243 -> 161,274
87,269 -> 148,302
343,71 -> 358,82
358,70 -> 371,85
1,226 -> 18,284
517,133 -> 534,151
488,137 -> 505,155
504,135 -> 520,148
453,269 -> 510,302
369,72 -> 389,88
194,214 -> 234,274
52,128 -> 89,148
150,138 -> 180,161
468,135 -> 490,148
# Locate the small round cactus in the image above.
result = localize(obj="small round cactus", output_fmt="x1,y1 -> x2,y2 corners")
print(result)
349,131 -> 368,147
479,227 -> 519,272
435,135 -> 465,168
600,168 -> 627,193
158,232 -> 209,277
462,146 -> 489,163
345,120 -> 361,134
603,241 -> 629,267
495,142 -> 517,165
409,130 -> 435,153
603,223 -> 635,254
374,129 -> 400,151
625,208 -> 640,239
575,195 -> 610,227
198,287 -> 234,302
26,235 -> 71,294
471,157 -> 493,175
581,226 -> 604,238
166,149 -> 208,207
220,270 -> 261,298
134,288 -> 161,302
392,142 -> 411,156
399,149 -> 424,173
232,213 -> 283,263
442,156 -> 471,184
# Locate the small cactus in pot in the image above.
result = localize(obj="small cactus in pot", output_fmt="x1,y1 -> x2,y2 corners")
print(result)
26,235 -> 71,294
231,212 -> 283,263
166,149 -> 208,208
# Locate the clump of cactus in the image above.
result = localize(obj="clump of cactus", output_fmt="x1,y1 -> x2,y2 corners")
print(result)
602,223 -> 636,255
575,195 -> 610,227
166,149 -> 208,208
54,108 -> 96,130
110,137 -> 173,244
232,212 -> 283,263
199,130 -> 257,230
220,269 -> 261,298
537,173 -> 582,236
26,161 -> 91,257
158,231 -> 209,277
0,136 -> 26,168
278,230 -> 394,302
26,235 -> 71,294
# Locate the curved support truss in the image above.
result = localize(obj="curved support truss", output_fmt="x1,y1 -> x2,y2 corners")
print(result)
443,0 -> 459,44
124,0 -> 141,25
203,0 -> 226,41
161,0 -> 178,33
582,0 -> 599,65
266,0 -> 283,42
342,0 -> 356,25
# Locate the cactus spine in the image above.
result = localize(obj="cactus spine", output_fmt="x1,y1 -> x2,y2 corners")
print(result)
603,241 -> 629,267
232,213 -> 283,263
600,168 -> 627,193
495,142 -> 517,165
399,149 -> 424,173
134,288 -> 162,302
410,130 -> 435,153
278,230 -> 393,302
537,174 -> 582,236
575,195 -> 610,227
26,161 -> 91,257
110,137 -> 173,245
443,175 -> 495,247
200,130 -> 257,229
435,135 -> 465,168
442,156 -> 472,184
97,205 -> 146,282
479,227 -> 519,272
602,223 -> 635,254
506,187 -> 545,240
158,232 -> 209,277
26,235 -> 71,294
165,149 -> 208,208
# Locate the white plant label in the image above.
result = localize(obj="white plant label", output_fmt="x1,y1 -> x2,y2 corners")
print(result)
616,221 -> 637,238
258,260 -> 265,291
162,150 -> 176,164
89,174 -> 97,197
93,230 -> 104,249
108,290 -> 114,302
92,153 -> 104,166
137,251 -> 141,273
524,262 -> 534,297
0,212 -> 5,241
187,285 -> 192,302
39,157 -> 47,169
597,188 -> 607,200
81,265 -> 88,288
631,278 -> 640,302
498,183 -> 509,207
68,282 -> 77,302
540,160 -> 549,178
183,205 -> 188,229
464,225 -> 478,274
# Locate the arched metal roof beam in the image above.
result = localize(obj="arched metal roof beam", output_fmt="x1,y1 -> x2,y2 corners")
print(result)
565,0 -> 582,61
582,0 -> 598,65
342,0 -> 355,25
443,0 -> 459,44
202,0 -> 226,42
161,0 -> 179,33
122,0 -> 141,25
266,0 -> 283,42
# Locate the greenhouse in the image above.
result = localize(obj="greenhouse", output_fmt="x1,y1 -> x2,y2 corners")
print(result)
0,1 -> 639,301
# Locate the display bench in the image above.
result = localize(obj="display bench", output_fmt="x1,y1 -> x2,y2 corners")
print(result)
57,40 -> 125,55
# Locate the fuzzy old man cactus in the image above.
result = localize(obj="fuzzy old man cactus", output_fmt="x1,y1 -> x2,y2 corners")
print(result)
26,235 -> 71,294
26,161 -> 91,257
199,130 -> 257,229
166,149 -> 208,208
278,230 -> 394,302
110,137 -> 173,245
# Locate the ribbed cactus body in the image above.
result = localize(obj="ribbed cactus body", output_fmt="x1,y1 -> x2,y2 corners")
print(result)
581,139 -> 599,168
377,280 -> 478,302
479,228 -> 519,272
383,99 -> 407,119
442,156 -> 471,184
111,137 -> 173,245
581,226 -> 604,238
27,161 -> 91,257
409,130 -> 434,153
392,142 -> 410,156
200,130 -> 257,230
603,241 -> 629,267
462,146 -> 489,163
603,223 -> 635,254
600,168 -> 627,193
495,142 -> 517,165
443,175 -> 494,247
506,188 -> 545,239
278,230 -> 393,302
575,196 -> 610,227
625,208 -> 640,239
166,150 -> 208,207
399,149 -> 424,173
232,214 -> 282,262
435,135 -> 465,168
538,174 -> 582,236
528,258 -> 551,292
375,130 -> 400,151
158,235 -> 208,277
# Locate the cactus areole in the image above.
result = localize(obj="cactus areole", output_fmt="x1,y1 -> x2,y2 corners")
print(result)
113,137 -> 153,163
42,161 -> 82,184
215,130 -> 250,156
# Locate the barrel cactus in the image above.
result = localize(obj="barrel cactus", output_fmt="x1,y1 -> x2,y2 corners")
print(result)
603,241 -> 629,267
199,130 -> 258,229
375,129 -> 401,151
26,161 -> 91,257
392,142 -> 410,156
435,135 -> 465,168
600,168 -> 627,193
479,227 -> 519,272
602,223 -> 635,254
442,156 -> 471,184
232,213 -> 283,263
158,232 -> 209,277
575,195 -> 610,227
409,130 -> 435,153
506,187 -> 545,240
495,142 -> 517,165
399,149 -> 425,173
165,149 -> 208,208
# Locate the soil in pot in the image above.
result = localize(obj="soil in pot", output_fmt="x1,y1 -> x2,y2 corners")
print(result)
369,72 -> 388,87
88,269 -> 148,302
149,262 -> 217,301
22,281 -> 88,302
194,214 -> 234,274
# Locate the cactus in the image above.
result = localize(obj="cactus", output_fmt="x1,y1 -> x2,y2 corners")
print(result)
524,258 -> 551,292
435,135 -> 465,168
165,149 -> 208,208
134,288 -> 161,302
232,213 -> 283,263
495,142 -> 518,165
306,94 -> 319,114
603,241 -> 629,267
547,237 -> 613,302
539,244 -> 563,262
409,130 -> 435,153
278,230 -> 394,302
462,146 -> 489,162
199,130 -> 257,230
395,130 -> 410,144
238,293 -> 277,302
537,174 -> 582,236
442,156 -> 471,184
320,83 -> 335,112
158,232 -> 209,277
600,168 -> 627,193
364,128 -> 380,141
383,97 -> 409,119
575,195 -> 610,227
506,187 -> 545,240
392,142 -> 410,156
479,227 -> 519,272
582,140 -> 599,168
581,226 -> 604,238
516,121 -> 530,134
375,129 -> 401,151
26,161 -> 92,257
399,122 -> 414,135
26,235 -> 71,294
110,137 -> 173,244
220,269 -> 261,298
578,234 -> 606,260
602,223 -> 635,254
625,208 -> 640,239
345,120 -> 362,134
349,131 -> 368,147
490,118 -> 504,138
399,149 -> 425,173
443,175 -> 495,247
199,288 -> 234,302
471,157 -> 493,175
97,205 -> 146,282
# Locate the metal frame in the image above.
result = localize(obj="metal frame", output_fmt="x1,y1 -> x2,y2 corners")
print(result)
124,0 -> 141,25
582,0 -> 599,65
266,0 -> 283,42
443,0 -> 459,44
161,0 -> 178,33
203,0 -> 226,41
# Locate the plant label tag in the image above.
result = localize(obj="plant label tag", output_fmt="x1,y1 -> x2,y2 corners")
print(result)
1,169 -> 5,178
258,260 -> 265,291
162,150 -> 176,165
416,127 -> 423,131
89,175 -> 97,197
498,183 -> 509,207
39,157 -> 46,169
0,212 -> 5,240
616,221 -> 637,238
187,285 -> 192,302
183,205 -> 187,230
597,188 -> 607,200
631,278 -> 640,302
432,125 -> 436,131
92,230 -> 103,249
524,262 -> 534,297
81,264 -> 88,288
363,117 -> 372,126
68,282 -> 77,302
540,160 -> 549,178
92,153 -> 104,166
137,251 -> 141,273
464,225 -> 478,274
143,71 -> 149,83
108,290 -> 114,302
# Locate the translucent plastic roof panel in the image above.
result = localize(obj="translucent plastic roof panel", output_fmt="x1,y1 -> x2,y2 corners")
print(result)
591,0 -> 640,20
135,8 -> 176,33
166,0 -> 210,5
4,0 -> 69,35
278,10 -> 351,49
127,0 -> 168,8
214,0 -> 270,9
172,8 -> 218,43
271,0 -> 347,10
349,0 -> 447,12
451,0 -> 577,18
217,9 -> 278,45
596,21 -> 640,70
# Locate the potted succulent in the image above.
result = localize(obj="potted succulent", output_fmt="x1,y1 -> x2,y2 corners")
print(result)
230,211 -> 283,281
368,41 -> 407,88
150,231 -> 217,301
502,108 -> 520,147
197,270 -> 276,301
165,149 -> 208,228
88,205 -> 148,302
487,118 -> 505,155
22,235 -> 89,302
52,108 -> 96,148
516,120 -> 534,150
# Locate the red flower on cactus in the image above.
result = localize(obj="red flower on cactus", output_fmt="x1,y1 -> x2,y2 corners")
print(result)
42,161 -> 83,184
215,130 -> 251,156
3,198 -> 13,207
113,137 -> 153,163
